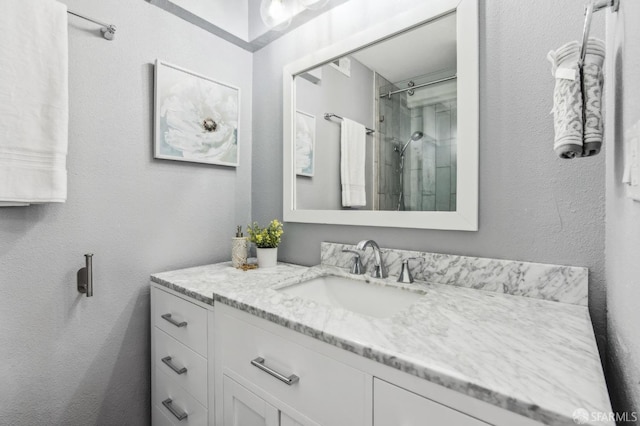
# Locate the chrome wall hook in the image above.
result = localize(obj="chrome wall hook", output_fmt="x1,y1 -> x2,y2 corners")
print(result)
77,254 -> 94,297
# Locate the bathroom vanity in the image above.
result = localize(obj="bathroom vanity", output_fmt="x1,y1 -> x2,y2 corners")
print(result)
150,243 -> 612,426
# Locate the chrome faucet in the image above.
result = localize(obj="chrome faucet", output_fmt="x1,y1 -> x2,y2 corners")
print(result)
355,240 -> 387,278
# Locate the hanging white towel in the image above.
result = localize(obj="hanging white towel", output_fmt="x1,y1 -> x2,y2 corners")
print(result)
340,118 -> 367,207
0,0 -> 69,204
547,38 -> 605,159
582,38 -> 605,157
547,41 -> 583,159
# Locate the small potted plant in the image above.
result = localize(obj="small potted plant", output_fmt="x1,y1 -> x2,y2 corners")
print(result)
247,219 -> 283,268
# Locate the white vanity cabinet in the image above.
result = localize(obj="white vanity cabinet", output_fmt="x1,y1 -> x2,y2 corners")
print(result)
150,285 -> 545,426
151,259 -> 611,426
373,379 -> 489,426
213,304 -> 543,426
151,285 -> 215,425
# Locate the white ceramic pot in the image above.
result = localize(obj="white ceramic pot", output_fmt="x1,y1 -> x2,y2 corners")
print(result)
256,247 -> 278,268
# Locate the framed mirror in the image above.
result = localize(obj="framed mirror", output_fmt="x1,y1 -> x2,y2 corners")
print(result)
283,0 -> 478,230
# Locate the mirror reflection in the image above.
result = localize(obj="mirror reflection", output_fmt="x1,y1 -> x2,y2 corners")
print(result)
294,12 -> 457,211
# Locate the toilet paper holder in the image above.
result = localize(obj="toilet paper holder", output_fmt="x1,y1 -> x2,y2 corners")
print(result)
77,253 -> 94,297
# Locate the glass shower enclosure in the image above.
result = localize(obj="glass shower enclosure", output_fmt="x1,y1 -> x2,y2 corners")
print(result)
374,71 -> 458,211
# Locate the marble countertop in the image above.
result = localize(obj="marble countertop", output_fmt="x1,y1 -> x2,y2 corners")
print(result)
151,262 -> 612,426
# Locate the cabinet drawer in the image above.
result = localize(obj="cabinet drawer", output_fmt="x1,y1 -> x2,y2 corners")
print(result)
374,378 -> 489,425
153,404 -> 177,426
153,287 -> 207,356
155,369 -> 208,426
154,327 -> 208,406
218,310 -> 368,426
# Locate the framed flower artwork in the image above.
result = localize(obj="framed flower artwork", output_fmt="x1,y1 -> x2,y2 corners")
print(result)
295,110 -> 315,177
154,60 -> 239,167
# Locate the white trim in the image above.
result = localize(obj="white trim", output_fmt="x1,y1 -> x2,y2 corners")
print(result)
329,57 -> 351,77
282,0 -> 479,231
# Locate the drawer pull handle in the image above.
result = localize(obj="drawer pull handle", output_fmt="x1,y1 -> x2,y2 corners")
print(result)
250,357 -> 299,386
161,313 -> 187,328
161,356 -> 187,375
162,398 -> 188,421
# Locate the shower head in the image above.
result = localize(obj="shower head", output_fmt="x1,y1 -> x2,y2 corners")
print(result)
399,131 -> 424,155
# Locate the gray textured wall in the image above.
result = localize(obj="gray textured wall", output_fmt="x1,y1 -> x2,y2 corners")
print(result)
252,0 -> 607,355
0,0 -> 252,424
296,60 -> 374,210
605,0 -> 640,418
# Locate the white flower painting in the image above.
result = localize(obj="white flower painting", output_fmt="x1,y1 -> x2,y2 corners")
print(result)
295,110 -> 315,177
154,60 -> 239,166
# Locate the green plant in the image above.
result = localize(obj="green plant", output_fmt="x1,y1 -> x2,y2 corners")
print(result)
247,219 -> 284,248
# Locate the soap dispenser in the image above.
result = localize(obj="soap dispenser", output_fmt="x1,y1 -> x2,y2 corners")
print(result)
232,226 -> 248,268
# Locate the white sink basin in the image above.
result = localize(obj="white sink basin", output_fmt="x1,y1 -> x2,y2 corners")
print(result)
277,275 -> 425,319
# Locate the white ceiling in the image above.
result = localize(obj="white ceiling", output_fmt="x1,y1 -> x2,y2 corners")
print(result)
352,12 -> 456,83
149,0 -> 351,52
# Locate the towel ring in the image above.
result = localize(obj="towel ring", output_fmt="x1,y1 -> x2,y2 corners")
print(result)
579,0 -> 619,67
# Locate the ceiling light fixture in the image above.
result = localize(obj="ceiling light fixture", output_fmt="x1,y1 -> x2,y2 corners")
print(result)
260,0 -> 293,31
260,0 -> 331,31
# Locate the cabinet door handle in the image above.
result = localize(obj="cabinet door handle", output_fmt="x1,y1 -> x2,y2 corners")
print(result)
161,356 -> 187,375
250,357 -> 300,385
161,313 -> 187,328
162,398 -> 188,421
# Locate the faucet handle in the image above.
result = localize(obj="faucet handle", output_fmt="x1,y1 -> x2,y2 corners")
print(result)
397,257 -> 423,283
342,249 -> 364,275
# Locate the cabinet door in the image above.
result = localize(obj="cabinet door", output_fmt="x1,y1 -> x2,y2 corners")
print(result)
280,412 -> 304,426
374,379 -> 489,426
223,375 -> 279,426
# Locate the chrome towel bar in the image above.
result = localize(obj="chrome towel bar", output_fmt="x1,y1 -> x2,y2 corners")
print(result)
67,9 -> 116,40
324,113 -> 375,135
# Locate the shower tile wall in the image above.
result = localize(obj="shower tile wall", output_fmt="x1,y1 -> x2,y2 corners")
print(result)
375,73 -> 410,211
418,100 -> 457,211
376,73 -> 457,211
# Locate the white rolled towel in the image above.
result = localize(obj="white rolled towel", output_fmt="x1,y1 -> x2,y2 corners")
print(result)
547,38 -> 605,158
548,41 -> 583,159
582,38 -> 605,157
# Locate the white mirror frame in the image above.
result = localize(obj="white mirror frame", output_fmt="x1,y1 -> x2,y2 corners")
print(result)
283,0 -> 478,231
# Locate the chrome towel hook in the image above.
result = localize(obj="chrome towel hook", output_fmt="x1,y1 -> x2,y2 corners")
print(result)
77,254 -> 94,297
579,0 -> 619,67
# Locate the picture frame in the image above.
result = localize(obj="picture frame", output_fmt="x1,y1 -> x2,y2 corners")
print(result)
154,60 -> 240,167
295,110 -> 316,177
